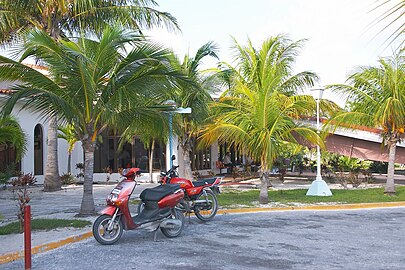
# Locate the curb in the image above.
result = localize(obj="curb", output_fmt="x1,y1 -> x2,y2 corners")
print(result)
2,201 -> 405,264
217,201 -> 405,215
0,231 -> 93,265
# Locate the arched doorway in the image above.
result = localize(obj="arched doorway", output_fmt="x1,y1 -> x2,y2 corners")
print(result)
34,124 -> 44,175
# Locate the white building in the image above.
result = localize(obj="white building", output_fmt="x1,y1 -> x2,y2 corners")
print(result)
1,87 -> 229,184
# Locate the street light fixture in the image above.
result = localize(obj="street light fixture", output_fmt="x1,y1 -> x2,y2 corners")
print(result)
306,88 -> 332,196
163,100 -> 191,168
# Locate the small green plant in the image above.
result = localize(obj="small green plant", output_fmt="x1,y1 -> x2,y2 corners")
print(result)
370,161 -> 388,173
10,172 -> 37,232
60,173 -> 76,185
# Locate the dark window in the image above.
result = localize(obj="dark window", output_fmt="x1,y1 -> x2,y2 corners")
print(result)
34,124 -> 43,175
133,139 -> 166,172
93,130 -> 166,173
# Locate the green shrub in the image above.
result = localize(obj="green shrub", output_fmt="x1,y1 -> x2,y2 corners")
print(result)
0,163 -> 16,187
60,173 -> 76,185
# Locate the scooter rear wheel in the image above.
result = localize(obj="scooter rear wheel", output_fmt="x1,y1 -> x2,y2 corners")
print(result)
93,214 -> 123,245
160,208 -> 185,238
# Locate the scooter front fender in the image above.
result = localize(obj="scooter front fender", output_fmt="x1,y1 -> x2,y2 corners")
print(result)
100,206 -> 117,216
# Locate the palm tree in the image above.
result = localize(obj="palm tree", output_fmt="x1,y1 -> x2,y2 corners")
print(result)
0,115 -> 26,186
58,124 -> 79,174
0,27 -> 183,215
369,0 -> 404,46
168,41 -> 220,179
0,0 -> 178,42
327,49 -> 405,195
0,115 -> 26,160
200,36 -> 323,204
0,0 -> 179,191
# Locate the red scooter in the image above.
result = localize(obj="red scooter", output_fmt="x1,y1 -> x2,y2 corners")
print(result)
93,168 -> 185,245
139,156 -> 222,222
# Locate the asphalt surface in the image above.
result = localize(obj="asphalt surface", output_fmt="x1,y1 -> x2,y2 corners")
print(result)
2,207 -> 405,270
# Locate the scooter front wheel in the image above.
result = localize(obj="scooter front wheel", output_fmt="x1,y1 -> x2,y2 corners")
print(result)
160,208 -> 185,238
93,214 -> 123,245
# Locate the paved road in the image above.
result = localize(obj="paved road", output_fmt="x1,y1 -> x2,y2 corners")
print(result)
2,207 -> 405,270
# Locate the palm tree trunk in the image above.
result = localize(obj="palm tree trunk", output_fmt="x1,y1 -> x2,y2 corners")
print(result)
384,139 -> 397,194
149,140 -> 155,183
67,153 -> 72,174
78,138 -> 96,216
44,117 -> 61,191
182,137 -> 193,180
259,171 -> 269,204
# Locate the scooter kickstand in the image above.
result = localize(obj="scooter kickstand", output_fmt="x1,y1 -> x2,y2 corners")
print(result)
187,212 -> 192,224
153,226 -> 163,242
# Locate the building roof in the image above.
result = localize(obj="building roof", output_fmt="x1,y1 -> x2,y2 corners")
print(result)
0,89 -> 13,95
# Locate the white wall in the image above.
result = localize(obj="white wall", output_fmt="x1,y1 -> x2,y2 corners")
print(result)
4,100 -> 83,184
11,103 -> 45,183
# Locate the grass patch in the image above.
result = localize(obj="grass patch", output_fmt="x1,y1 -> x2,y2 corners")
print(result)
218,186 -> 405,208
0,219 -> 91,235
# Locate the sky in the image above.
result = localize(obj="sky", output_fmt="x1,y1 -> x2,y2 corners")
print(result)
147,0 -> 403,106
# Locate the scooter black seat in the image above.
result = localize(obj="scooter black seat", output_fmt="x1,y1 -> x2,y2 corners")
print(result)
193,177 -> 217,187
140,184 -> 180,202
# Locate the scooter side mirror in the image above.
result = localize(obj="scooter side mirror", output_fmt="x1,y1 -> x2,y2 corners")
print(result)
171,155 -> 176,161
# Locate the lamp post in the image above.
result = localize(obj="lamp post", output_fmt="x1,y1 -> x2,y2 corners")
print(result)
163,100 -> 191,168
306,88 -> 332,196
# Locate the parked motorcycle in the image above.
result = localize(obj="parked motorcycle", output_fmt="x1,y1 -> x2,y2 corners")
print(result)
93,167 -> 185,245
139,156 -> 222,222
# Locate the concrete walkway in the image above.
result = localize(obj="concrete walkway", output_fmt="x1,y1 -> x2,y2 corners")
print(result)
1,177 -> 405,264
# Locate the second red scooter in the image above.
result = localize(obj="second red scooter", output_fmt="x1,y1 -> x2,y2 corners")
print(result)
93,167 -> 185,245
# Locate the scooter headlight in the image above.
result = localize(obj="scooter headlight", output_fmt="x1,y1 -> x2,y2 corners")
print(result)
107,193 -> 119,202
107,188 -> 121,203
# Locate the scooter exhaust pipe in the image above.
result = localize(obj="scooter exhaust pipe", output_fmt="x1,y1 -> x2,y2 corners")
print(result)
160,219 -> 182,229
194,199 -> 211,204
